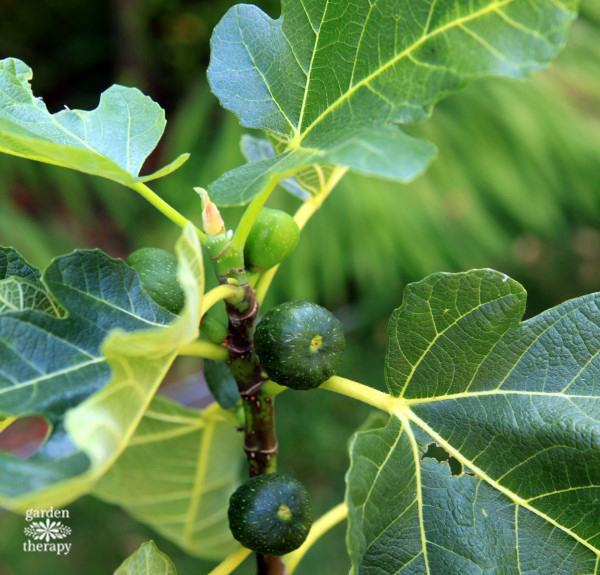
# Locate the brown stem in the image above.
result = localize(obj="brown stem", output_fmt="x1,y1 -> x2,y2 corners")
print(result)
224,286 -> 278,476
256,555 -> 287,575
206,232 -> 284,574
223,286 -> 284,574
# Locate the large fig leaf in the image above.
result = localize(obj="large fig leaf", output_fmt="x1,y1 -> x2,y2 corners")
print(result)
0,58 -> 188,186
96,396 -> 242,560
0,224 -> 204,511
207,0 -> 578,205
114,541 -> 176,575
347,270 -> 600,574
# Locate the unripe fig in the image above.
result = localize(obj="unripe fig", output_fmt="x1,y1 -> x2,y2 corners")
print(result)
244,208 -> 299,271
126,247 -> 184,314
254,301 -> 345,390
228,473 -> 313,555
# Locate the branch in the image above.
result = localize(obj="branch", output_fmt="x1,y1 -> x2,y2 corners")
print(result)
201,284 -> 245,317
319,376 -> 393,412
255,167 -> 347,305
231,176 -> 278,252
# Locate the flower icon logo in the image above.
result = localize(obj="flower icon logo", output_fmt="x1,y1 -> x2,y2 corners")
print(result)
24,518 -> 71,542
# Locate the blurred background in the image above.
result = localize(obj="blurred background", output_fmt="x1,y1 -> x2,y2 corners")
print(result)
0,0 -> 599,573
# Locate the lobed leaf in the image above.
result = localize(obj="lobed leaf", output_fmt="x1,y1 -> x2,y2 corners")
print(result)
347,269 -> 600,574
0,58 -> 188,186
208,0 -> 578,205
0,224 -> 204,510
96,396 -> 242,560
114,541 -> 176,575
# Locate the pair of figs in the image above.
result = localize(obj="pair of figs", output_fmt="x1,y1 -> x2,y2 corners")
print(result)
126,207 -> 345,392
125,207 -> 299,314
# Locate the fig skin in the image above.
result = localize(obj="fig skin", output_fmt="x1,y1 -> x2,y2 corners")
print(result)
227,473 -> 313,556
244,208 -> 299,271
254,301 -> 345,390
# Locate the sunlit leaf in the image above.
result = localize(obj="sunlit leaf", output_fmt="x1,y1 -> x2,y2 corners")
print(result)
96,396 -> 242,560
0,58 -> 188,186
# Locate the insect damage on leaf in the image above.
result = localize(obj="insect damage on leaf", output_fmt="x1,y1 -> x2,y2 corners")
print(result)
347,269 -> 600,575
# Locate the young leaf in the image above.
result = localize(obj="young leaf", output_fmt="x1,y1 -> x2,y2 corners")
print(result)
95,396 -> 242,560
207,0 -> 578,205
0,224 -> 204,511
0,58 -> 188,186
346,270 -> 600,574
114,540 -> 176,575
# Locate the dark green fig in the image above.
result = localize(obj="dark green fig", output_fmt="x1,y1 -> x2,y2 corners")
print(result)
244,208 -> 299,271
126,247 -> 185,315
254,301 -> 345,390
227,473 -> 313,555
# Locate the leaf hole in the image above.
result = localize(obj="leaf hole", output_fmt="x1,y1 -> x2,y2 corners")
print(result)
422,443 -> 463,476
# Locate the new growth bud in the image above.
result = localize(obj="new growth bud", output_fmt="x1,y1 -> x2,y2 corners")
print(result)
195,187 -> 225,236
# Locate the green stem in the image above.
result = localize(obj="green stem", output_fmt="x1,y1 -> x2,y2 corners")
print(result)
206,181 -> 284,575
201,284 -> 244,317
206,546 -> 252,575
230,177 -> 278,252
319,376 -> 393,412
129,182 -> 206,243
285,502 -> 348,573
179,340 -> 228,361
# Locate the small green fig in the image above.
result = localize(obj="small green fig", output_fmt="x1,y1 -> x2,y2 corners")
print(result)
244,208 -> 299,271
227,473 -> 313,555
254,301 -> 345,390
126,247 -> 184,315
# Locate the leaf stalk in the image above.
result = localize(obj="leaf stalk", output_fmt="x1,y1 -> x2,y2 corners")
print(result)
129,182 -> 206,243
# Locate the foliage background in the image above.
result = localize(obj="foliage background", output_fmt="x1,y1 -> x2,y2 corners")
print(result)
0,0 -> 599,573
